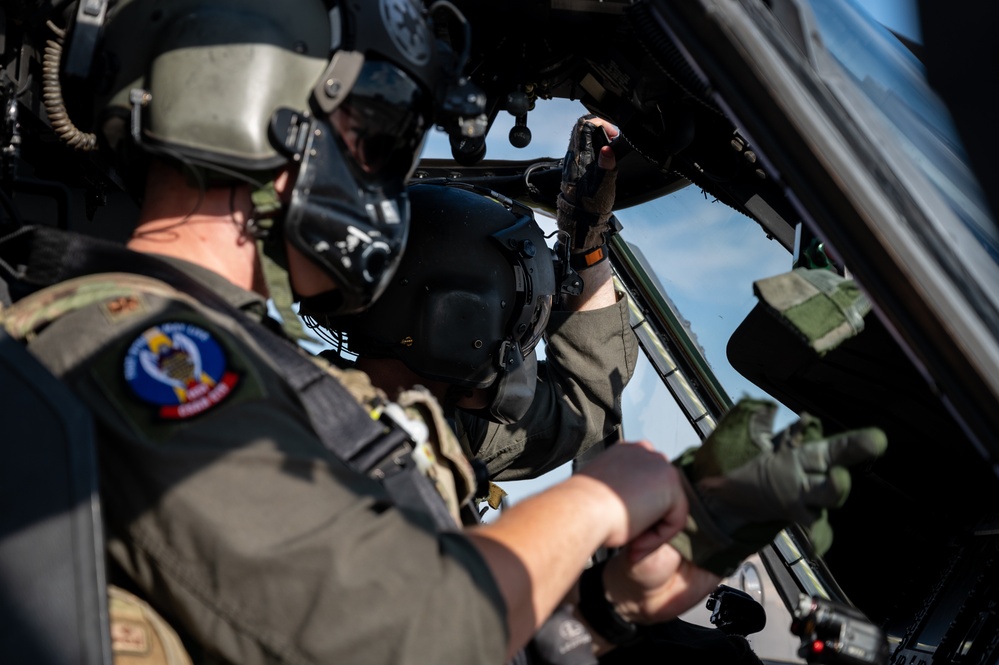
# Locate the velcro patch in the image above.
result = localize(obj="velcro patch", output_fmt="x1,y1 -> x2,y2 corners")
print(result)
111,620 -> 150,655
124,321 -> 240,420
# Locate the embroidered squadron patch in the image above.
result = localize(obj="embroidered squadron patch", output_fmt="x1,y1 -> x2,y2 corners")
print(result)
124,322 -> 240,419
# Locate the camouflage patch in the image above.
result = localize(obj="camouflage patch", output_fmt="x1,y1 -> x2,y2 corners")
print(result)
486,482 -> 507,510
1,273 -> 177,341
396,387 -> 478,522
108,585 -> 193,665
111,620 -> 151,654
754,268 -> 870,356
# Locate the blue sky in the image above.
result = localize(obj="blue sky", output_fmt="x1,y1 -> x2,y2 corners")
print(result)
861,0 -> 921,41
419,0 -> 922,499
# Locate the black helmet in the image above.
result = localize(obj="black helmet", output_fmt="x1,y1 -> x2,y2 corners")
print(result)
60,0 -> 457,313
318,182 -> 557,422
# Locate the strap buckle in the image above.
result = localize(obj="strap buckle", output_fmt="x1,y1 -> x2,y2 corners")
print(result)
357,402 -> 430,480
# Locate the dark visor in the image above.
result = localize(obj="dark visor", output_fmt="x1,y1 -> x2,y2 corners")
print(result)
328,60 -> 430,182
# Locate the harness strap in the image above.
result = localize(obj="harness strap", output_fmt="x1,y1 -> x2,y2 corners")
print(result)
1,225 -> 456,530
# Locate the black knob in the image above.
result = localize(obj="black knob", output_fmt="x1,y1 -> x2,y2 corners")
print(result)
509,114 -> 531,148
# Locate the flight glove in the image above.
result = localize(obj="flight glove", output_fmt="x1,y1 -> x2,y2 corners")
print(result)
557,115 -> 619,254
669,398 -> 887,576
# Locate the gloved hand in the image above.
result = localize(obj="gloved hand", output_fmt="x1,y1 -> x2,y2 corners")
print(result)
557,115 -> 619,255
669,398 -> 887,576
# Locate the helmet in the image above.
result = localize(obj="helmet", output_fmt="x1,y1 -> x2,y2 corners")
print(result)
319,182 -> 557,423
70,0 -> 446,312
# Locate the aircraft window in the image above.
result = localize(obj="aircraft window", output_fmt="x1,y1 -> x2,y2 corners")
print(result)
614,185 -> 795,447
806,0 -> 999,266
416,99 -> 808,662
418,100 -> 798,473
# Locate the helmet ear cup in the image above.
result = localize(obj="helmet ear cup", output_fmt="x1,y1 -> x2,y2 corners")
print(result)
486,349 -> 538,424
421,288 -> 508,387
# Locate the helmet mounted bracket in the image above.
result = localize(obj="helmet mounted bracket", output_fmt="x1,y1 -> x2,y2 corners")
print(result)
311,50 -> 366,115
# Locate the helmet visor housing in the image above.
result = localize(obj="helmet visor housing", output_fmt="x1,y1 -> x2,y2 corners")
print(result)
329,59 -> 431,181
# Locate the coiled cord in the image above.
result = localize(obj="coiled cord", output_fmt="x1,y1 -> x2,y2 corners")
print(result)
42,20 -> 97,151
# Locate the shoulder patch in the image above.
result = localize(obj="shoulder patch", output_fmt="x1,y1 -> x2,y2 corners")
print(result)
123,321 -> 240,420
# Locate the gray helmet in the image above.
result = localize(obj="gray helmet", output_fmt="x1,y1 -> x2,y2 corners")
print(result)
70,0 -> 446,312
316,182 -> 557,423
91,0 -> 438,176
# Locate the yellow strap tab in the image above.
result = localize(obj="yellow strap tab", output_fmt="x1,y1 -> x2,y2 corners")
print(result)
487,482 -> 508,510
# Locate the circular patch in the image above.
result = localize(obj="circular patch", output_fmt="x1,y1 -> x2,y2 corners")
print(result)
380,0 -> 431,67
124,322 -> 240,420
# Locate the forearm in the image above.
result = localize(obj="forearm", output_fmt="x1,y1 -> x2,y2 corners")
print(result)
466,442 -> 688,661
567,547 -> 723,657
465,474 -> 617,660
562,260 -> 617,311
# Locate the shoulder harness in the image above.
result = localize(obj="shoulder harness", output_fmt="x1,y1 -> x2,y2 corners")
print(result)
0,225 -> 457,530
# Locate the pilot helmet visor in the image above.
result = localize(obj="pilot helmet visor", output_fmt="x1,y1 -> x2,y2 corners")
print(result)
327,59 -> 431,183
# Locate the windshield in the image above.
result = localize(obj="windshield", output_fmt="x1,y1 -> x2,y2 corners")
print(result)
807,0 -> 999,265
417,0 -> 999,444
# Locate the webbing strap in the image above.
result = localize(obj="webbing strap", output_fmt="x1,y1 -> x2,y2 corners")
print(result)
1,226 -> 455,529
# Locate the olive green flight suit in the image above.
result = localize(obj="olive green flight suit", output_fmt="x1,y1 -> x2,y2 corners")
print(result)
2,255 -> 507,665
460,293 -> 638,481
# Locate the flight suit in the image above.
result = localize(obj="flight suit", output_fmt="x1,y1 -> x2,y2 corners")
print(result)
460,293 -> 638,481
2,254 -> 508,665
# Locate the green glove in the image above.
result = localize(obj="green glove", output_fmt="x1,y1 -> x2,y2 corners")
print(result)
670,398 -> 887,577
557,115 -> 618,253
